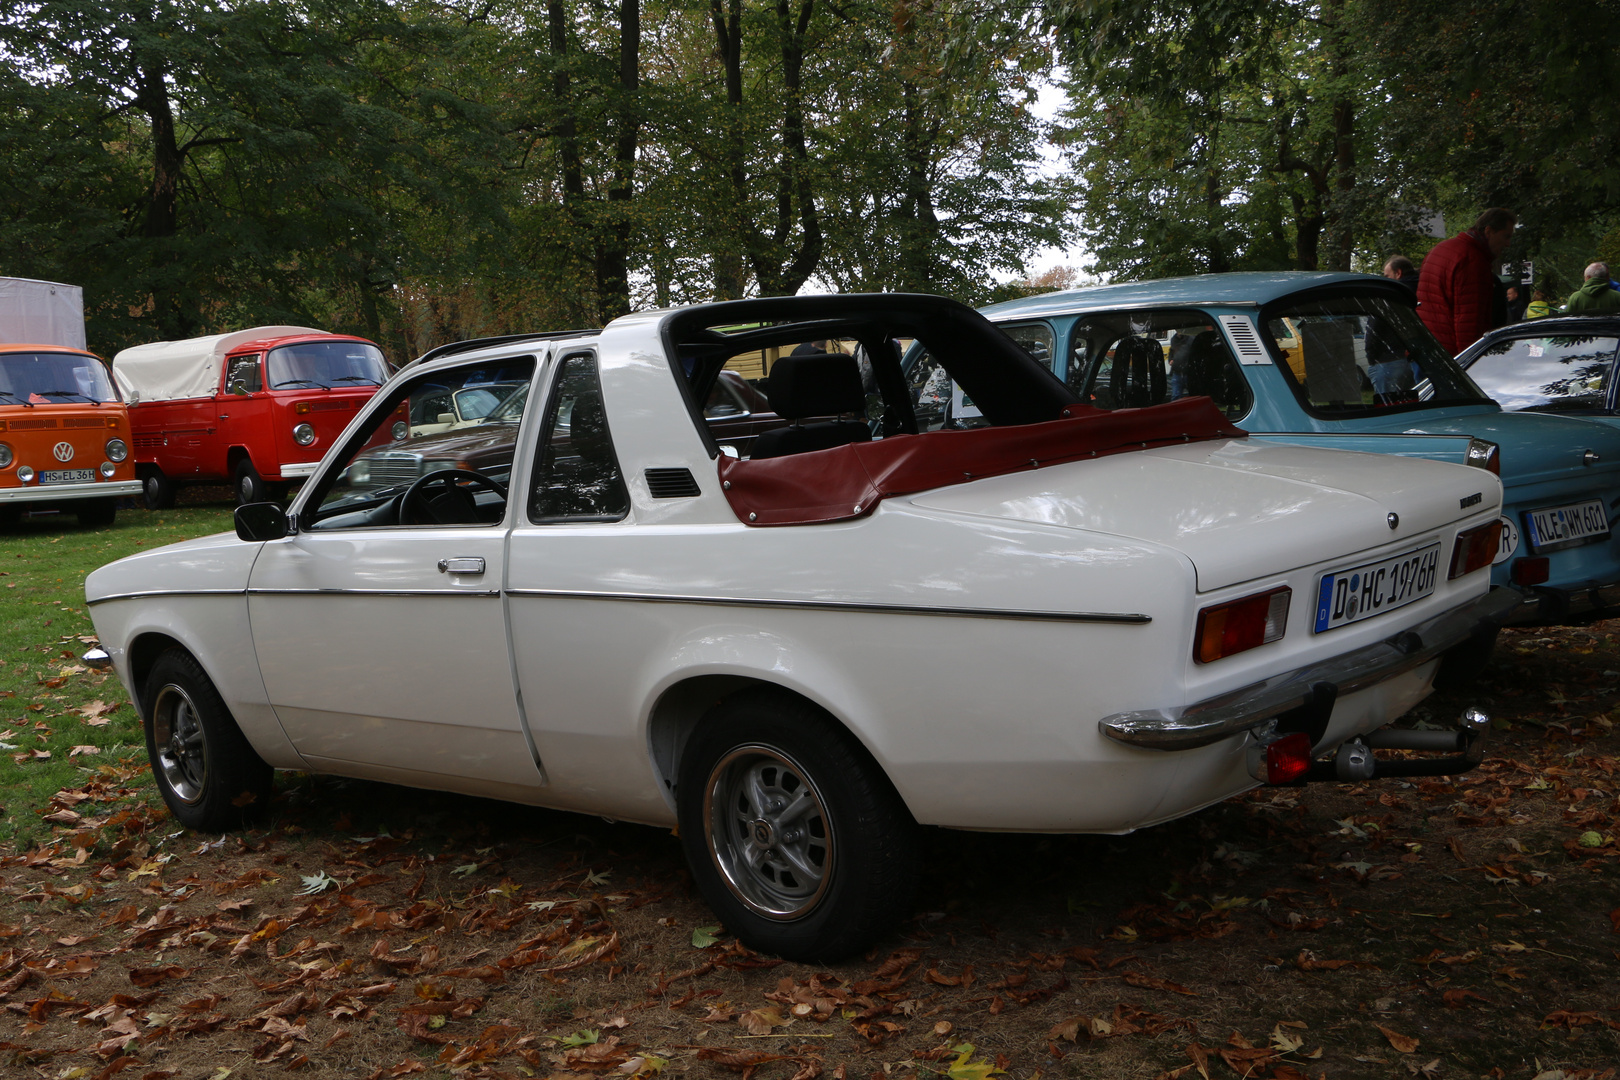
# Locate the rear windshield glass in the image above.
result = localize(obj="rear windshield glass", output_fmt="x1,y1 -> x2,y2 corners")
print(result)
267,341 -> 388,390
1263,294 -> 1488,418
1464,332 -> 1619,412
0,350 -> 118,403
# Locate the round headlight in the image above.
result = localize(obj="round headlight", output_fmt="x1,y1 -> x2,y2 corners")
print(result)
349,460 -> 370,485
16,465 -> 34,483
293,423 -> 316,446
105,438 -> 128,462
99,461 -> 117,478
0,443 -> 12,469
391,420 -> 408,441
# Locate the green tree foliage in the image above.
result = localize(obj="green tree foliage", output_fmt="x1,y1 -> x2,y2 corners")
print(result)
0,0 -> 1065,359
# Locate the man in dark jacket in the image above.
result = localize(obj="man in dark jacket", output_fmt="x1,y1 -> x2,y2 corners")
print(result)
1382,256 -> 1419,294
1565,263 -> 1620,313
1416,208 -> 1516,355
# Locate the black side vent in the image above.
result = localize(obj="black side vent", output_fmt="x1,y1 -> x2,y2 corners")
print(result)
645,467 -> 702,499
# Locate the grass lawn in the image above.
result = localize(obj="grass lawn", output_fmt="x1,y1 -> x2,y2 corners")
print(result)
0,496 -> 236,847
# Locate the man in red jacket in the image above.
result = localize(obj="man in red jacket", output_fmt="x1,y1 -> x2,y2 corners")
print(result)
1416,208 -> 1516,355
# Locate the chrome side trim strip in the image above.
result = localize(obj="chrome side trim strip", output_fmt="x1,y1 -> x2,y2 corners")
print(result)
1100,585 -> 1524,751
504,588 -> 1151,624
246,588 -> 501,599
87,588 -> 247,607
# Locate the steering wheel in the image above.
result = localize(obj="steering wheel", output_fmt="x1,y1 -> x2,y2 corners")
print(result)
398,468 -> 508,526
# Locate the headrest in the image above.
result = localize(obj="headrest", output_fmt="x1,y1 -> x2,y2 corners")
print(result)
764,352 -> 865,419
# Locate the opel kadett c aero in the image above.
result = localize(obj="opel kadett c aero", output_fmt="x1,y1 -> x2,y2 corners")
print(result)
85,293 -> 1516,961
980,272 -> 1620,630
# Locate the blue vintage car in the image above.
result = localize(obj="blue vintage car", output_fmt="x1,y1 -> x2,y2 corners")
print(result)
962,272 -> 1620,627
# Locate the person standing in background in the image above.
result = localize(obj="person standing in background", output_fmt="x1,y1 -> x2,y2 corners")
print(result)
1382,256 -> 1419,294
1524,286 -> 1558,319
1416,208 -> 1517,355
1565,262 -> 1620,313
1505,283 -> 1529,322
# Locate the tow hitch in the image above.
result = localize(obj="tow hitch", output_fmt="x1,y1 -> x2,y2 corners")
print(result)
1247,708 -> 1489,785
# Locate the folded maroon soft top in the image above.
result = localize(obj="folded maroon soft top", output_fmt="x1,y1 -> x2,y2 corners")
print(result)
717,396 -> 1247,526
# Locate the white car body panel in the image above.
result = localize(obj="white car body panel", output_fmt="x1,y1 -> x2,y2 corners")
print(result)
87,299 -> 1510,837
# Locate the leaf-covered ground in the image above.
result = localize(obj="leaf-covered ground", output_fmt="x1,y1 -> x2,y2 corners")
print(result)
1,507 -> 1618,1079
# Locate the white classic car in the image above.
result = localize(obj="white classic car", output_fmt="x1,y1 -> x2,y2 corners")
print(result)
86,294 -> 1517,961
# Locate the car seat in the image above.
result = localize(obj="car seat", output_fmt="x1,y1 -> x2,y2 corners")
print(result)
750,352 -> 873,459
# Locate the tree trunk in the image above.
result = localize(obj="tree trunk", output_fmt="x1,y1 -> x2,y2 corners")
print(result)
132,8 -> 191,338
749,0 -> 821,296
709,0 -> 749,299
594,0 -> 640,321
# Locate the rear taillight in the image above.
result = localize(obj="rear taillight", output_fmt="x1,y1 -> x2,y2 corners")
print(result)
1465,438 -> 1500,475
1512,556 -> 1549,586
1449,519 -> 1503,579
1258,732 -> 1313,785
1195,587 -> 1291,664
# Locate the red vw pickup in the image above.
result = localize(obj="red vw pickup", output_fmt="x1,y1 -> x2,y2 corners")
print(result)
114,327 -> 391,506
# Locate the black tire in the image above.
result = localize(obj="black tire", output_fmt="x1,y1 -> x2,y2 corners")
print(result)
234,458 -> 268,506
76,498 -> 117,528
141,648 -> 273,832
141,467 -> 176,510
676,688 -> 920,962
1434,625 -> 1500,692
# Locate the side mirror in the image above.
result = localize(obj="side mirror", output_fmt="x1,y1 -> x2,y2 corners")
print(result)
235,502 -> 291,542
229,381 -> 251,396
437,412 -> 455,425
125,390 -> 140,406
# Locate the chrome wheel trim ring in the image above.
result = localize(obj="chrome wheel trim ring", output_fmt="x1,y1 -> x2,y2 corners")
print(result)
703,743 -> 834,920
151,683 -> 208,804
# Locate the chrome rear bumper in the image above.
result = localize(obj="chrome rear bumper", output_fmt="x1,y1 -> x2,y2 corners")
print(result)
1508,580 -> 1620,625
1100,586 -> 1523,751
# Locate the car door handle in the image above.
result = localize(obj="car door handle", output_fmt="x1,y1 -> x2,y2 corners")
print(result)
437,557 -> 485,575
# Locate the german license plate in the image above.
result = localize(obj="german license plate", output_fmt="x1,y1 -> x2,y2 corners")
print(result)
1525,498 -> 1610,553
1314,542 -> 1441,633
39,469 -> 95,485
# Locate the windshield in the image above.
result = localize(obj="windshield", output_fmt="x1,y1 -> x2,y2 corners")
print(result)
1464,332 -> 1619,412
484,381 -> 529,422
266,340 -> 387,390
0,350 -> 118,403
1264,293 -> 1488,417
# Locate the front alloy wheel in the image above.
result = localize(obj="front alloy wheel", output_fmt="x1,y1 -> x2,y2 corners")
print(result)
705,745 -> 834,919
141,648 -> 272,831
151,682 -> 208,803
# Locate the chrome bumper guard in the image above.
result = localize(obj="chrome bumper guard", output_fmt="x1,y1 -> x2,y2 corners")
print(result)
1100,586 -> 1523,751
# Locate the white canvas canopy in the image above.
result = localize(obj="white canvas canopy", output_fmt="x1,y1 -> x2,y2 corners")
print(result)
112,325 -> 324,403
0,277 -> 86,351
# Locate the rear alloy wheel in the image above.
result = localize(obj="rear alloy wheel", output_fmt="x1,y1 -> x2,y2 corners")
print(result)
234,458 -> 268,505
141,648 -> 272,831
141,467 -> 176,510
677,689 -> 919,962
76,498 -> 117,528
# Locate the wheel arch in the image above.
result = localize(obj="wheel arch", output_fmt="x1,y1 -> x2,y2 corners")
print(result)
127,630 -> 188,720
645,673 -> 903,816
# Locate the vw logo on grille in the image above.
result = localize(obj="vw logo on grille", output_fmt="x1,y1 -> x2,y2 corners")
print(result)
52,442 -> 74,462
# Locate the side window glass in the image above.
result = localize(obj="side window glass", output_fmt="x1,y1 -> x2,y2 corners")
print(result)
906,349 -> 989,432
530,354 -> 629,523
1001,322 -> 1055,372
307,356 -> 536,530
1072,313 -> 1252,420
1464,334 -> 1619,412
225,355 -> 261,394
